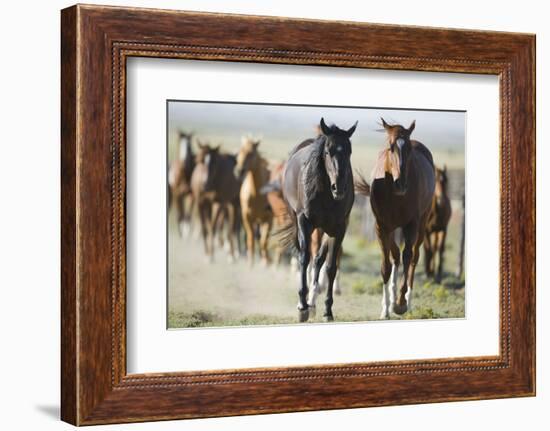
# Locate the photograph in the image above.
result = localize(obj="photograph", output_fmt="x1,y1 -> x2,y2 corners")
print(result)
167,101 -> 466,328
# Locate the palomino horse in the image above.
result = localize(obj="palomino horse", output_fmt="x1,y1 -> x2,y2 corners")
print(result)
356,118 -> 434,319
236,137 -> 273,266
191,144 -> 239,261
280,118 -> 356,322
424,166 -> 452,283
168,131 -> 195,236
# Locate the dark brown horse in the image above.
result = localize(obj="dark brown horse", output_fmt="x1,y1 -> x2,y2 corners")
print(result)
202,145 -> 241,262
279,118 -> 357,322
424,166 -> 452,283
168,131 -> 195,236
356,118 -> 434,319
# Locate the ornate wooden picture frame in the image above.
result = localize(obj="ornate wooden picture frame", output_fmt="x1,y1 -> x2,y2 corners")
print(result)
61,4 -> 535,425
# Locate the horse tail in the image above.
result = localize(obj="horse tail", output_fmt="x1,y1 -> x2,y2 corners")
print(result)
354,171 -> 371,196
274,203 -> 298,254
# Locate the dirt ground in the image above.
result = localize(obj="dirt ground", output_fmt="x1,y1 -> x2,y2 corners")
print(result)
167,199 -> 465,328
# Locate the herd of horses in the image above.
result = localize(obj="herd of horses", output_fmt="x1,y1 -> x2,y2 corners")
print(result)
168,117 -> 453,322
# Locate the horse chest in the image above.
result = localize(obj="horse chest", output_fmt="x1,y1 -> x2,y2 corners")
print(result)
306,193 -> 350,235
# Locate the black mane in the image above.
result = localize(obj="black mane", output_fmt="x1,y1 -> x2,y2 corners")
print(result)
302,136 -> 327,199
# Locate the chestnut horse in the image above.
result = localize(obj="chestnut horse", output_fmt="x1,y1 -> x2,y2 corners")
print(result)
279,118 -> 356,322
424,166 -> 452,283
260,161 -> 289,266
236,137 -> 274,266
168,131 -> 195,236
356,118 -> 434,319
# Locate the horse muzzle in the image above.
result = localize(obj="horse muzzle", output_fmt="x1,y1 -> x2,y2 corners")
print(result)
331,183 -> 345,201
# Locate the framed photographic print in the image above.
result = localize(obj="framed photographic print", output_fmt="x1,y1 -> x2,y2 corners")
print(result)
61,4 -> 535,425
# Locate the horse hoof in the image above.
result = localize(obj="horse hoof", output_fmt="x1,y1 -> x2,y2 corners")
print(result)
380,311 -> 390,320
392,303 -> 408,315
308,305 -> 317,318
323,313 -> 334,322
298,309 -> 309,322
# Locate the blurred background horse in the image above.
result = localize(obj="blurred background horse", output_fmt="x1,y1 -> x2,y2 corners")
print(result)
168,131 -> 195,237
424,166 -> 452,283
236,137 -> 274,266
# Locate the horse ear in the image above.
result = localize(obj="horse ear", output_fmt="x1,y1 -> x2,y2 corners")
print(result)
212,145 -> 220,152
346,121 -> 358,137
320,118 -> 331,135
408,120 -> 416,134
381,118 -> 390,130
253,141 -> 260,149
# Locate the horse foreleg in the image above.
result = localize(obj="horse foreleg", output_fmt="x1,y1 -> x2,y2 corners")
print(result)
405,230 -> 425,312
185,194 -> 195,237
324,235 -> 343,322
388,235 -> 401,313
208,202 -> 223,262
423,233 -> 434,277
297,214 -> 313,321
395,223 -> 417,315
259,218 -> 272,266
176,192 -> 185,237
225,204 -> 236,262
435,230 -> 447,283
242,212 -> 255,266
376,223 -> 393,319
333,247 -> 343,296
198,202 -> 210,256
308,239 -> 328,310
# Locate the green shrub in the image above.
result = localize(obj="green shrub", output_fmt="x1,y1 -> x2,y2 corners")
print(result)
351,280 -> 367,295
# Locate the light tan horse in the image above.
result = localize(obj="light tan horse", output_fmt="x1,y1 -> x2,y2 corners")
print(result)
236,137 -> 273,266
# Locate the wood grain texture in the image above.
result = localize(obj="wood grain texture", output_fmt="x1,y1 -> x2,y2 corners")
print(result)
60,4 -> 536,425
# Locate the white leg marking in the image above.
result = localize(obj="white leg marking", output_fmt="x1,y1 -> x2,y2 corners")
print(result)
318,263 -> 328,294
405,285 -> 413,311
380,280 -> 390,319
333,270 -> 341,295
307,261 -> 314,289
388,264 -> 398,311
307,281 -> 320,308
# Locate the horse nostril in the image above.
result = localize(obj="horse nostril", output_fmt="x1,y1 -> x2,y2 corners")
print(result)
331,184 -> 337,192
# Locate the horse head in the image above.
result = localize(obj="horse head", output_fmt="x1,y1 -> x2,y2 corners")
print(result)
434,165 -> 448,199
381,118 -> 416,194
178,130 -> 194,161
319,117 -> 357,201
196,141 -> 221,192
236,136 -> 261,181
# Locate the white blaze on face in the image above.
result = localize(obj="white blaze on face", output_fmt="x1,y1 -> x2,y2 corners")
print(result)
204,153 -> 211,167
178,136 -> 189,160
396,138 -> 406,174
